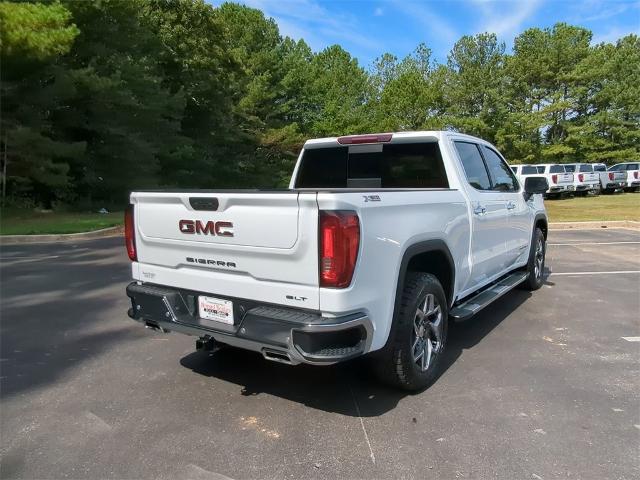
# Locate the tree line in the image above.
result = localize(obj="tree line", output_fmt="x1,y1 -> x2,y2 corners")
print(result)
1,0 -> 638,209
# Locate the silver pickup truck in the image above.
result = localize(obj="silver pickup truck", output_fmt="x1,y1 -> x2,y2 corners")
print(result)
594,163 -> 626,193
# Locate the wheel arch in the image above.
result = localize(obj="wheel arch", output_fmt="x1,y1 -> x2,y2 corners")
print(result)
394,240 -> 456,313
534,213 -> 548,240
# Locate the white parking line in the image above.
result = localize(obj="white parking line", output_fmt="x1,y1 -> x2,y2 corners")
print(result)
550,270 -> 640,276
548,241 -> 640,246
621,337 -> 640,342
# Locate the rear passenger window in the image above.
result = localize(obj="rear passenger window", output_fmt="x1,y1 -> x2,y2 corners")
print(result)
295,142 -> 449,189
454,142 -> 491,190
481,146 -> 519,192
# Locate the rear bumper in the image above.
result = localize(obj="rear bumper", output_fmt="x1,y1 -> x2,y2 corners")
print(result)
575,183 -> 599,191
126,282 -> 373,365
605,182 -> 625,189
548,185 -> 573,193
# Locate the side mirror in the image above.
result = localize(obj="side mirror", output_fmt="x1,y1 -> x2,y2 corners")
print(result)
524,176 -> 548,195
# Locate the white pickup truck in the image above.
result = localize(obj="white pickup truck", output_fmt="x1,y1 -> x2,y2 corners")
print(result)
564,163 -> 600,196
125,131 -> 549,390
537,164 -> 575,197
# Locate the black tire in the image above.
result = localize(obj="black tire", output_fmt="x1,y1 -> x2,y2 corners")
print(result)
521,227 -> 546,291
373,273 -> 448,391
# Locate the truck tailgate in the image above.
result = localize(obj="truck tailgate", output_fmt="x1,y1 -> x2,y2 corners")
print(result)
130,191 -> 320,309
556,173 -> 574,184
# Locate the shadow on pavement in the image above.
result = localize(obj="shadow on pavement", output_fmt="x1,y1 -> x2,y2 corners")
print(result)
180,288 -> 533,417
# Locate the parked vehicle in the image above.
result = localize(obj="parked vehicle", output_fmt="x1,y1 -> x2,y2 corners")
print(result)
537,164 -> 575,197
124,131 -> 549,391
609,162 -> 640,192
564,163 -> 600,196
511,164 -> 545,186
594,163 -> 626,193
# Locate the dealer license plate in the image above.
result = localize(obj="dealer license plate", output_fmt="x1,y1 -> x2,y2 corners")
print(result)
198,296 -> 234,325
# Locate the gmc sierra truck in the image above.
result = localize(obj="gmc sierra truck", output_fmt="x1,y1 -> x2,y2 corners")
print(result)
125,131 -> 549,391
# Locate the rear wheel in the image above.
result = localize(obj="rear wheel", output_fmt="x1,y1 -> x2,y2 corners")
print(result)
522,227 -> 546,291
373,273 -> 448,391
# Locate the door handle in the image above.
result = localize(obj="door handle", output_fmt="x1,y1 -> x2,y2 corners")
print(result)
473,205 -> 486,215
506,201 -> 516,210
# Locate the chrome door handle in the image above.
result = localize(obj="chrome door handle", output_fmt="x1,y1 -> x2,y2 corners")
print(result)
473,205 -> 486,215
506,201 -> 516,210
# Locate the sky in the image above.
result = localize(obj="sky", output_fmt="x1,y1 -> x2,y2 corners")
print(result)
216,0 -> 640,68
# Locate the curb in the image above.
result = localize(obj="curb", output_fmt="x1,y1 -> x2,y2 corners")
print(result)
549,220 -> 640,231
0,226 -> 124,245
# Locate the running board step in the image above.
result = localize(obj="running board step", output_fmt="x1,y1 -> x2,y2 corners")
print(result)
449,271 -> 528,322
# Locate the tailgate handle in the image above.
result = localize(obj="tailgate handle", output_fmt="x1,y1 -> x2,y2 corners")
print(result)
189,197 -> 219,211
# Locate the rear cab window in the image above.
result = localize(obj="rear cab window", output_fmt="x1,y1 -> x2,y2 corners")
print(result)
549,165 -> 565,173
294,141 -> 449,189
522,166 -> 539,175
579,164 -> 593,172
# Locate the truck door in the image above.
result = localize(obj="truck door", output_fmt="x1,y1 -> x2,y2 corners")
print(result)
453,141 -> 509,290
480,145 -> 530,267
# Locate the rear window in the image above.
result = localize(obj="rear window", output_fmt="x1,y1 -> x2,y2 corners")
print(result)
593,164 -> 606,172
564,165 -> 576,172
295,142 -> 449,189
579,164 -> 593,172
522,166 -> 538,174
549,165 -> 565,173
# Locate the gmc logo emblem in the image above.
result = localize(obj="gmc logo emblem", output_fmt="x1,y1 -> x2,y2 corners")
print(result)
179,220 -> 234,237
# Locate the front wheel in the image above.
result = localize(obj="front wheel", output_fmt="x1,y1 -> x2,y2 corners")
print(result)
373,273 -> 448,391
522,227 -> 546,291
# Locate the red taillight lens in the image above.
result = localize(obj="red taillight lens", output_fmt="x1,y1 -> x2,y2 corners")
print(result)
634,171 -> 638,179
124,205 -> 137,261
319,211 -> 360,288
551,174 -> 558,184
609,172 -> 615,181
337,133 -> 392,145
578,174 -> 584,182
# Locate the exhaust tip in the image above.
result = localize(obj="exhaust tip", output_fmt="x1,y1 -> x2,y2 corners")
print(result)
262,348 -> 293,365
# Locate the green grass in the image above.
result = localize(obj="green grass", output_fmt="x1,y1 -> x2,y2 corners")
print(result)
545,192 -> 640,222
0,209 -> 123,235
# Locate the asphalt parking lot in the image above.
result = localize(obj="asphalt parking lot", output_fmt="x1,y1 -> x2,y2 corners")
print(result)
1,229 -> 639,480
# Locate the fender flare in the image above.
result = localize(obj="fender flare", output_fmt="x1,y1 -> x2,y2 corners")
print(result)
391,239 -> 456,325
533,213 -> 548,239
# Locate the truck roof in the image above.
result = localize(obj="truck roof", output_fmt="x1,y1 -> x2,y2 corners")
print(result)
303,131 -> 483,149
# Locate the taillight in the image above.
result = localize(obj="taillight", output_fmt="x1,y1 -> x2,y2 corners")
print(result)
578,174 -> 584,182
551,174 -> 558,184
124,205 -> 137,261
319,211 -> 360,288
337,133 -> 392,145
634,171 -> 639,179
609,172 -> 615,181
